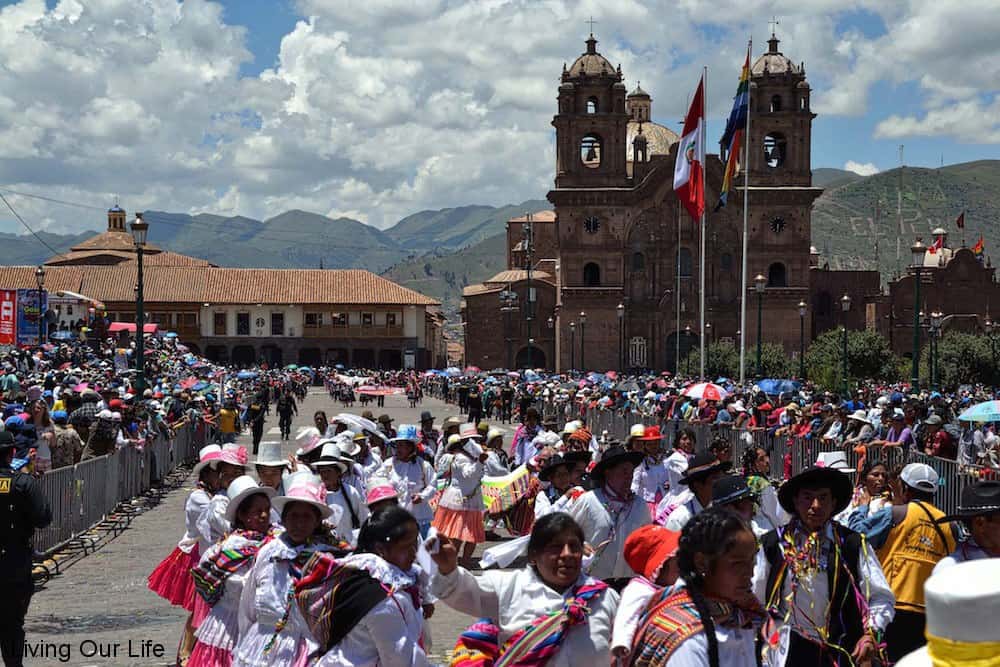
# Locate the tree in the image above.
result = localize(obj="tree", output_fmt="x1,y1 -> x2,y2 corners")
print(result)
805,328 -> 899,394
921,332 -> 994,389
679,341 -> 790,380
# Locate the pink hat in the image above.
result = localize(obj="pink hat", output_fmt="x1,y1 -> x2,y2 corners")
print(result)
366,484 -> 399,507
218,444 -> 248,467
192,444 -> 223,476
272,472 -> 333,519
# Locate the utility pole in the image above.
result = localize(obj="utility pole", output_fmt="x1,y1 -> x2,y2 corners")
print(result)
523,214 -> 534,369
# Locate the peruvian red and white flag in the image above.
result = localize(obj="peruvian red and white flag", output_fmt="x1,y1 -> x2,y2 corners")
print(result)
673,76 -> 705,221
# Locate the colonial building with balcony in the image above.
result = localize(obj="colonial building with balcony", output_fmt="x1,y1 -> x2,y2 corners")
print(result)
0,206 -> 445,369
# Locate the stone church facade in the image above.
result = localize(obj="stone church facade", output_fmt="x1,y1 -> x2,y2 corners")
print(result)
464,33 -> 836,371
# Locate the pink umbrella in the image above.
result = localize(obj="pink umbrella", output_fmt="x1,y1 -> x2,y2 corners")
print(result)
681,382 -> 728,402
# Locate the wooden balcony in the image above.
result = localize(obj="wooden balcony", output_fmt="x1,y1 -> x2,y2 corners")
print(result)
303,324 -> 405,338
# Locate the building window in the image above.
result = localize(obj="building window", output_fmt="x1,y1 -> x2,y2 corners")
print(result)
305,312 -> 323,328
721,252 -> 733,272
580,134 -> 602,168
67,305 -> 73,316
362,312 -> 374,327
629,337 -> 647,368
763,132 -> 786,168
386,312 -> 398,327
679,247 -> 693,277
583,262 -> 601,286
767,262 -> 787,287
800,96 -> 807,110
631,252 -> 645,272
213,312 -> 226,335
179,312 -> 197,328
586,97 -> 598,114
770,95 -> 782,112
270,312 -> 284,336
331,312 -> 347,327
236,312 -> 250,336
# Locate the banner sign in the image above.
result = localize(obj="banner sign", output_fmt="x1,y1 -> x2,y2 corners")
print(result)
0,290 -> 16,346
16,288 -> 47,346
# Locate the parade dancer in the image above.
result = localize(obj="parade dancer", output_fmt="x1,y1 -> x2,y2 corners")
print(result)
376,424 -> 437,538
432,425 -> 487,566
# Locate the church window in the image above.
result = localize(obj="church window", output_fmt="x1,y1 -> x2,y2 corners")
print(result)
763,132 -> 786,168
583,262 -> 601,286
800,96 -> 807,110
631,252 -> 646,272
770,95 -> 782,112
767,262 -> 787,288
580,134 -> 602,168
678,248 -> 693,278
720,252 -> 733,272
586,97 -> 599,114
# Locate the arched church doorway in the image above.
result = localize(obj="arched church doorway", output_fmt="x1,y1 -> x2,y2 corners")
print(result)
514,345 -> 546,370
664,329 -> 699,374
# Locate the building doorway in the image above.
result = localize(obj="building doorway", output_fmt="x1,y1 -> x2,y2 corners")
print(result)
664,329 -> 699,374
514,345 -> 546,370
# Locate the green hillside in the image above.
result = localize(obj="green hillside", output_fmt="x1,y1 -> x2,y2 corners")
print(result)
385,200 -> 550,251
0,230 -> 97,266
811,163 -> 998,276
813,168 -> 862,189
381,232 -> 508,319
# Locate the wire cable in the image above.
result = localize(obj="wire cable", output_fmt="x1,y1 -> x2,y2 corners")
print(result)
0,192 -> 68,261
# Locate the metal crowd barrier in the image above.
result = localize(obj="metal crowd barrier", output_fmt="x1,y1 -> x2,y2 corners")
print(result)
33,428 -> 202,555
581,406 -> 995,517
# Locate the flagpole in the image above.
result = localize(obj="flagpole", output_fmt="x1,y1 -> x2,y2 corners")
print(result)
700,65 -> 707,381
738,39 -> 752,385
676,199 -> 682,374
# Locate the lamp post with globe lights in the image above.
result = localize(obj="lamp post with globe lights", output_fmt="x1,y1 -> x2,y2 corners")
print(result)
910,238 -> 926,389
840,294 -> 852,397
131,213 -> 149,394
616,303 -> 625,371
754,274 -> 766,378
579,311 -> 587,371
798,300 -> 807,380
34,265 -> 46,343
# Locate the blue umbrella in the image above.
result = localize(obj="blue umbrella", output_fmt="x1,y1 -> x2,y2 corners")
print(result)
164,332 -> 178,339
50,330 -> 76,341
236,370 -> 258,380
756,379 -> 801,395
958,401 -> 1000,423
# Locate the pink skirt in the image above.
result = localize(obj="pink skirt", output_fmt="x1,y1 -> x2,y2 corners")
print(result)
433,507 -> 486,544
188,641 -> 232,667
148,545 -> 200,611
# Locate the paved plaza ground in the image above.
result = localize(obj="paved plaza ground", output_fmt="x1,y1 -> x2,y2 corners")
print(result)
24,392 -> 516,666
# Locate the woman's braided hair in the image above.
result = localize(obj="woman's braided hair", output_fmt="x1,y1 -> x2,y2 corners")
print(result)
676,508 -> 753,667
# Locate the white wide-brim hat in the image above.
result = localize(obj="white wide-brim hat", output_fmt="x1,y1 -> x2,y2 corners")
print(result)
896,559 -> 1000,666
311,440 -> 348,472
254,441 -> 286,467
272,472 -> 333,519
295,426 -> 323,456
815,450 -> 855,474
335,431 -> 362,457
224,475 -> 277,523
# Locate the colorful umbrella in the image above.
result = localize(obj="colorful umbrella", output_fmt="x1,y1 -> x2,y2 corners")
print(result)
681,382 -> 728,402
958,401 -> 1000,423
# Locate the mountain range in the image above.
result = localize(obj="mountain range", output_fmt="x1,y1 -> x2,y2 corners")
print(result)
2,161 -> 996,328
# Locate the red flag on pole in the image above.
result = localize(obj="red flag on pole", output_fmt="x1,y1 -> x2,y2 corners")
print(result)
673,77 -> 705,221
956,211 -> 965,229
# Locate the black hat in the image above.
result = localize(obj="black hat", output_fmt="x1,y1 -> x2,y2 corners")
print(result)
936,481 -> 1000,523
591,445 -> 643,481
678,452 -> 732,486
778,466 -> 853,515
712,475 -> 757,506
563,450 -> 592,466
420,411 -> 434,423
0,431 -> 14,451
538,454 -> 573,482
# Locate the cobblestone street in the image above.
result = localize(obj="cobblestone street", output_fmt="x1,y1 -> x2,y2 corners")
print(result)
25,392 -> 517,666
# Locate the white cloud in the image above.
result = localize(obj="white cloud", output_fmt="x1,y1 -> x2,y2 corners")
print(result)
0,0 -> 996,236
844,160 -> 880,176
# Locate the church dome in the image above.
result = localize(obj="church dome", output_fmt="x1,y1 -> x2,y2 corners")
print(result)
627,83 -> 650,98
626,120 -> 678,161
751,36 -> 802,76
567,35 -> 617,78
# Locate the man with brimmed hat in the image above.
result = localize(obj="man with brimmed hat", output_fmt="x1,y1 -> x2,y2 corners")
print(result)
568,443 -> 650,588
435,415 -> 463,465
932,480 -> 1000,573
253,441 -> 288,493
0,430 -> 51,667
848,462 -> 957,662
662,451 -> 731,531
417,410 -> 439,460
753,461 -> 895,667
710,474 -> 762,532
377,413 -> 396,439
313,440 -> 365,545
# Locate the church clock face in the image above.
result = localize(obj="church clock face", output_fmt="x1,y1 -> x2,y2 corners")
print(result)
769,215 -> 786,234
584,215 -> 601,234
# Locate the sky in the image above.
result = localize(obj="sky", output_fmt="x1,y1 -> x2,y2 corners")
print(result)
0,0 -> 998,235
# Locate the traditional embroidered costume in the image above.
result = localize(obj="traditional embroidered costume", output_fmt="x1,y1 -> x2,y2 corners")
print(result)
147,483 -> 211,611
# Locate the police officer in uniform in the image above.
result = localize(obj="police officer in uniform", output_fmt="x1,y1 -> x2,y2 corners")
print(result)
0,431 -> 52,667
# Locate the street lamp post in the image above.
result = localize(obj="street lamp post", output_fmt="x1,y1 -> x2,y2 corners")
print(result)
131,213 -> 149,394
798,300 -> 807,380
987,319 -> 999,385
754,274 -> 766,378
569,321 -> 576,371
910,239 -> 926,390
34,265 -> 46,343
929,311 -> 943,390
840,294 -> 852,397
684,325 -> 692,376
579,311 -> 587,371
616,303 -> 625,372
499,290 -> 518,369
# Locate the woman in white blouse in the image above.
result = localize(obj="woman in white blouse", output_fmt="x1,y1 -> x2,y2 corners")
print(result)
432,427 -> 487,565
432,512 -> 619,666
375,425 -> 438,537
312,441 -> 368,546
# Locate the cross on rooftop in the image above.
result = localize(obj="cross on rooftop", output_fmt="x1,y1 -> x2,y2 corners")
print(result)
587,16 -> 597,36
769,16 -> 780,37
